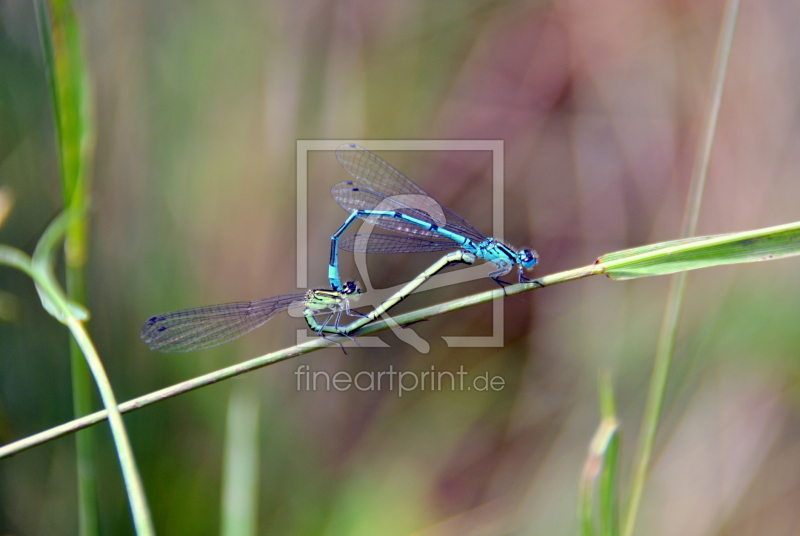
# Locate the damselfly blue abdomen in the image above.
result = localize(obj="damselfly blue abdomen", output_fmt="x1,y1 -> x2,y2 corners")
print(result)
327,144 -> 538,291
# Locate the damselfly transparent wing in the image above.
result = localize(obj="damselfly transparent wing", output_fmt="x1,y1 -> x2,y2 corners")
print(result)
339,233 -> 458,254
141,293 -> 307,353
336,143 -> 430,197
334,144 -> 486,242
331,182 -> 449,239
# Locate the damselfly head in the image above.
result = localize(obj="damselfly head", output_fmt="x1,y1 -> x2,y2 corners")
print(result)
342,280 -> 361,296
518,248 -> 539,269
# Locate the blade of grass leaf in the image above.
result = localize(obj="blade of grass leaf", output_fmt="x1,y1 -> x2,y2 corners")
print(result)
599,427 -> 620,536
597,372 -> 620,536
598,370 -> 616,421
31,208 -> 88,321
34,0 -> 97,533
220,386 -> 261,536
621,1 -> 742,535
579,413 -> 620,536
598,221 -> 800,280
36,0 -> 95,227
579,462 -> 594,536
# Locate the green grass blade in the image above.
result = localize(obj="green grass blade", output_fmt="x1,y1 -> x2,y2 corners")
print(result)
35,0 -> 95,225
579,464 -> 593,536
578,417 -> 620,536
31,208 -> 88,321
34,0 -> 96,534
220,386 -> 261,536
597,373 -> 620,536
621,1 -> 742,535
0,246 -> 38,279
598,370 -> 616,421
599,220 -> 800,280
65,316 -> 155,536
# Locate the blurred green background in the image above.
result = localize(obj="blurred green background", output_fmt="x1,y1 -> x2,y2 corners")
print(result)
3,0 -> 800,534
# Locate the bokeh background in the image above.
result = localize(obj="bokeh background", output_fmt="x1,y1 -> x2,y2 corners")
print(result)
3,0 -> 800,534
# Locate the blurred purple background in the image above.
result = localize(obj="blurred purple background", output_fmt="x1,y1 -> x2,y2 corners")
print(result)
2,0 -> 800,534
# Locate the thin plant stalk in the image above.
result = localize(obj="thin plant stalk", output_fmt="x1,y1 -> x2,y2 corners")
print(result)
578,371 -> 620,536
0,261 -> 601,459
33,0 -> 98,533
4,212 -> 800,459
621,1 -> 742,534
0,243 -> 155,536
65,318 -> 155,536
220,386 -> 261,536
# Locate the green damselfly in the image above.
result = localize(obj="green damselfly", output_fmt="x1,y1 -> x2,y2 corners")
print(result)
141,252 -> 475,352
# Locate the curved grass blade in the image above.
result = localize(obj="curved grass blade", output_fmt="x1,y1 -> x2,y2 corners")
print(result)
2,220 -> 154,536
31,209 -> 89,322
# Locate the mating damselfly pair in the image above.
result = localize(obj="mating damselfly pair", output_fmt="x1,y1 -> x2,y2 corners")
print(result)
141,144 -> 538,353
